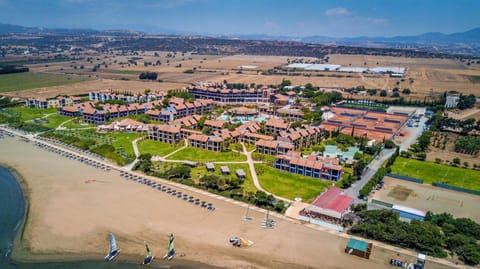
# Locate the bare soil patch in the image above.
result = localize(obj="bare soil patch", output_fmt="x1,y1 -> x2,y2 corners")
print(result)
371,176 -> 480,222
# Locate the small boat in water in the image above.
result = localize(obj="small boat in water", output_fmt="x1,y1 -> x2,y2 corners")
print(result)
104,233 -> 120,262
163,233 -> 176,261
142,243 -> 155,265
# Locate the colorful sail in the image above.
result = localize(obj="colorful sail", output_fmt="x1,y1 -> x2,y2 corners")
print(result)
109,233 -> 118,254
168,233 -> 175,256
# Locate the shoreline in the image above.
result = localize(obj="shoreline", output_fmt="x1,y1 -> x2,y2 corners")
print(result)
0,134 -> 460,269
1,163 -> 220,268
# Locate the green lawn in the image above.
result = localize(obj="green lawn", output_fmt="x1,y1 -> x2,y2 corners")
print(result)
61,118 -> 94,129
390,157 -> 480,191
109,133 -> 142,157
57,129 -> 141,158
191,163 -> 256,194
37,114 -> 71,129
0,72 -> 91,92
255,164 -> 332,202
7,107 -> 58,121
167,147 -> 247,162
138,140 -> 184,157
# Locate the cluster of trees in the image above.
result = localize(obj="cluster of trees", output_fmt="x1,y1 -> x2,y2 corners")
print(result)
455,136 -> 480,155
404,131 -> 431,161
139,72 -> 158,80
349,210 -> 447,258
0,65 -> 29,74
133,154 -> 153,173
429,111 -> 480,134
457,94 -> 476,110
426,212 -> 480,265
199,174 -> 243,191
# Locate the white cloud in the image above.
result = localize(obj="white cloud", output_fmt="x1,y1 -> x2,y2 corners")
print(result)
325,7 -> 349,16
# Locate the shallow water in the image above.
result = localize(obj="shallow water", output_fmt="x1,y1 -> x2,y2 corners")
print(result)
0,165 -> 217,269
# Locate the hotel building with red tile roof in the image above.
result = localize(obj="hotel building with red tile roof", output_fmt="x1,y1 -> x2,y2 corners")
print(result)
149,124 -> 183,144
187,133 -> 225,152
274,151 -> 343,181
188,82 -> 278,103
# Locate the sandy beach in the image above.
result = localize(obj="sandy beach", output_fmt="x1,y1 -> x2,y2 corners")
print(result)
0,135 -> 457,269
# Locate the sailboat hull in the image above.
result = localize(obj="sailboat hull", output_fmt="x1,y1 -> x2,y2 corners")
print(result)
142,255 -> 155,265
104,250 -> 120,262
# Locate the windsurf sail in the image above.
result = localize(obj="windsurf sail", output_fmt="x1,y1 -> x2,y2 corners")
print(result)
164,233 -> 176,260
105,233 -> 120,261
146,244 -> 151,255
109,233 -> 118,254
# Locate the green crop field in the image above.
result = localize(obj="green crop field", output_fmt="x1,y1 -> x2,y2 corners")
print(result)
390,157 -> 480,191
255,164 -> 331,202
0,72 -> 91,92
138,140 -> 184,157
167,147 -> 246,162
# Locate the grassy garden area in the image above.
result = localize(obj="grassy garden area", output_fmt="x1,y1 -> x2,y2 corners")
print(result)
390,157 -> 480,191
33,113 -> 71,129
0,72 -> 91,92
255,164 -> 331,203
138,140 -> 184,157
190,163 -> 256,195
6,107 -> 58,121
167,147 -> 246,162
51,129 -> 142,165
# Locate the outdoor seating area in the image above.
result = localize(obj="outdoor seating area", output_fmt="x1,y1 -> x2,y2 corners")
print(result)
119,171 -> 216,211
33,141 -> 111,172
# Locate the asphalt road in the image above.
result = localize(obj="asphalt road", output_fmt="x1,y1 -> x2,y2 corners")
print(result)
344,148 -> 395,203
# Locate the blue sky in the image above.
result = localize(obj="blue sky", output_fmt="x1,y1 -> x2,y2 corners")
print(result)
0,0 -> 479,37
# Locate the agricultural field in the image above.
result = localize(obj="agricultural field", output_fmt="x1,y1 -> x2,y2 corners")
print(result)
0,72 -> 91,93
255,164 -> 331,203
167,147 -> 246,162
426,131 -> 480,167
371,176 -> 480,222
137,139 -> 184,157
390,157 -> 480,191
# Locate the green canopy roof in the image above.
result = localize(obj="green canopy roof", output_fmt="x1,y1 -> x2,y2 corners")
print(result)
346,238 -> 369,252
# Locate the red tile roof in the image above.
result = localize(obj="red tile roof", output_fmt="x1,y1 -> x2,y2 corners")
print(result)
311,187 -> 354,213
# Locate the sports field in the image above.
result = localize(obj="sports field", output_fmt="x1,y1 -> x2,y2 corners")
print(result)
390,157 -> 480,191
371,176 -> 480,222
0,72 -> 91,92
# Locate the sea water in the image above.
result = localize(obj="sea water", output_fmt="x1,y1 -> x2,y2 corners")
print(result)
0,165 -> 218,269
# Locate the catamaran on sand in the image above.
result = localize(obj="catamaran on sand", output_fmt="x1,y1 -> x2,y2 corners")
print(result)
104,233 -> 120,262
142,243 -> 154,265
163,233 -> 176,260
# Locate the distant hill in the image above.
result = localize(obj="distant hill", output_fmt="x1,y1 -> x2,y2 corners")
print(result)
1,22 -> 479,55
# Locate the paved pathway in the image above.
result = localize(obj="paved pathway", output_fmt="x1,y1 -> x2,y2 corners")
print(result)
124,137 -> 144,171
344,148 -> 395,203
241,142 -> 293,203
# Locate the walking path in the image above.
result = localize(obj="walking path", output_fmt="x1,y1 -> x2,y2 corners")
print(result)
124,137 -> 144,170
0,126 -> 467,269
241,142 -> 293,203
